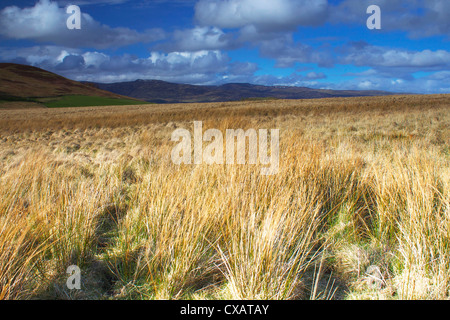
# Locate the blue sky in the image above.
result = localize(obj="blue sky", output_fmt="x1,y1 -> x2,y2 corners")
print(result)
0,0 -> 449,93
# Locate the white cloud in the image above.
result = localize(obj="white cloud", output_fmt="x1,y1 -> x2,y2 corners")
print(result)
341,43 -> 450,72
0,45 -> 81,67
426,71 -> 450,80
58,0 -> 131,5
79,50 -> 232,84
0,45 -> 237,84
2,44 -> 449,93
82,51 -> 109,67
358,80 -> 377,89
195,0 -> 328,31
0,0 -> 165,49
0,1 -> 448,93
305,71 -> 327,80
161,26 -> 235,52
0,0 -> 63,39
258,34 -> 334,68
330,0 -> 450,39
391,79 -> 404,85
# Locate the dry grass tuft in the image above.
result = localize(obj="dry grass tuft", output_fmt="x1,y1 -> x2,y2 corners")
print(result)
0,94 -> 448,300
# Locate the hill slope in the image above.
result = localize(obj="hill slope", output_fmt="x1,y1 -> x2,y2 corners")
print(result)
0,63 -> 147,108
92,79 -> 396,103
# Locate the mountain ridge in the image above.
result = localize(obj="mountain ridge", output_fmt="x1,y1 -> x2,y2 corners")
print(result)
0,63 -> 398,107
89,78 -> 396,104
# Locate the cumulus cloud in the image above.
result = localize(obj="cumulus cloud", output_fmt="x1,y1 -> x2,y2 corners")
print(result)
0,45 -> 81,68
195,0 -> 328,31
251,71 -> 327,87
159,26 -> 236,52
2,43 -> 449,93
55,54 -> 85,70
58,0 -> 131,5
76,50 -> 231,84
0,45 -> 243,84
248,72 -> 325,87
0,1 -> 448,93
195,0 -> 449,39
345,75 -> 449,94
0,0 -> 165,49
340,42 -> 450,75
357,80 -> 378,90
426,71 -> 450,81
258,34 -> 334,68
304,71 -> 327,80
330,0 -> 450,39
228,61 -> 258,75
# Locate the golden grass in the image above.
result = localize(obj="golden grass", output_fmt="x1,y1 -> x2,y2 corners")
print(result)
0,94 -> 448,300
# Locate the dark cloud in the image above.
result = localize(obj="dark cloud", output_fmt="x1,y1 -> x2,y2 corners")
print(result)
55,54 -> 85,70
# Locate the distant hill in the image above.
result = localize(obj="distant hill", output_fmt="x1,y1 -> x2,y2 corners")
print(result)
0,63 -> 396,108
0,63 -> 148,108
90,79 -> 396,103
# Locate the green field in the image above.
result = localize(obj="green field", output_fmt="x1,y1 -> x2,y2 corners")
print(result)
0,94 -> 150,108
41,95 -> 150,108
0,94 -> 38,103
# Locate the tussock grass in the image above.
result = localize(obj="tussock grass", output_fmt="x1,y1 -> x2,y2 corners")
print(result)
0,94 -> 448,300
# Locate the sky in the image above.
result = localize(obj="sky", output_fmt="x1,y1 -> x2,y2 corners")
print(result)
0,0 -> 449,93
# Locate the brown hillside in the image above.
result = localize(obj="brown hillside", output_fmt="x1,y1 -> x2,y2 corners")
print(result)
0,63 -> 130,99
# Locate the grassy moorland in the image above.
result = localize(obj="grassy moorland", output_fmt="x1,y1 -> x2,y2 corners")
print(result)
0,94 -> 448,300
